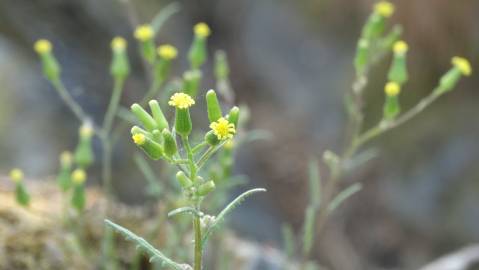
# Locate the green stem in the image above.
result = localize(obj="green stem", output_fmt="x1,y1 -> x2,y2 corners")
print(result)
103,78 -> 125,136
192,141 -> 208,155
181,136 -> 197,179
51,79 -> 91,125
193,206 -> 202,270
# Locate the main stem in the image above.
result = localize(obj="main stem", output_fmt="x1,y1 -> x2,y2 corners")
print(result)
182,135 -> 202,270
194,205 -> 202,270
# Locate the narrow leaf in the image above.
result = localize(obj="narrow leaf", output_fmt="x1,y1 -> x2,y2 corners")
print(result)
168,207 -> 202,218
104,219 -> 187,270
302,205 -> 317,256
201,188 -> 266,247
328,183 -> 362,213
151,2 -> 181,33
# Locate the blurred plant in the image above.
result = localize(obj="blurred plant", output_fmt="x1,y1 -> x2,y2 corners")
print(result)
282,1 -> 472,268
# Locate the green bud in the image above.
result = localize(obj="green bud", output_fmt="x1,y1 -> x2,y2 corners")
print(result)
362,13 -> 386,40
182,70 -> 202,98
436,68 -> 462,95
131,103 -> 157,131
354,39 -> 370,75
152,129 -> 163,143
148,100 -> 169,130
75,124 -> 94,168
227,106 -> 240,127
383,95 -> 400,120
214,50 -> 229,80
162,129 -> 178,157
153,58 -> 170,83
188,36 -> 207,69
110,40 -> 130,79
174,108 -> 192,137
132,133 -> 164,160
141,40 -> 156,64
71,184 -> 86,211
40,53 -> 61,82
379,25 -> 403,51
176,171 -> 193,188
197,180 -> 216,196
15,182 -> 30,207
206,89 -> 223,123
205,130 -> 220,146
131,126 -> 151,138
388,42 -> 409,85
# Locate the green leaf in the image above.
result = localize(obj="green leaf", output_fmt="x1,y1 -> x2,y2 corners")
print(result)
308,158 -> 321,207
328,183 -> 362,213
104,219 -> 188,270
302,205 -> 317,257
201,188 -> 266,248
168,207 -> 202,218
281,223 -> 296,258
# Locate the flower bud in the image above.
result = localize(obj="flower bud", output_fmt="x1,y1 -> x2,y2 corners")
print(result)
131,103 -> 158,131
197,180 -> 216,196
214,50 -> 229,80
34,39 -> 61,82
436,57 -> 472,94
162,129 -> 178,157
175,108 -> 193,137
205,130 -> 220,146
206,89 -> 223,123
75,123 -> 94,168
182,70 -> 202,98
134,24 -> 156,63
57,151 -> 73,191
383,82 -> 401,120
176,171 -> 193,189
110,36 -> 130,79
148,100 -> 169,130
188,23 -> 211,69
9,168 -> 24,183
132,133 -> 164,160
227,106 -> 240,127
71,184 -> 86,211
388,41 -> 409,85
354,39 -> 370,75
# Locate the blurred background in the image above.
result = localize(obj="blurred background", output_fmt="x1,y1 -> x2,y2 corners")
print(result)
0,0 -> 478,269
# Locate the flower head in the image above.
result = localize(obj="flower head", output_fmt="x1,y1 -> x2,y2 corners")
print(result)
374,1 -> 395,17
168,93 -> 195,109
385,82 -> 401,97
60,151 -> 73,166
194,22 -> 211,38
34,39 -> 52,54
111,36 -> 127,52
80,123 -> 94,138
393,40 -> 408,55
452,56 -> 472,76
134,24 -> 154,41
9,168 -> 24,183
132,133 -> 146,145
210,117 -> 235,140
71,169 -> 86,184
158,44 -> 178,60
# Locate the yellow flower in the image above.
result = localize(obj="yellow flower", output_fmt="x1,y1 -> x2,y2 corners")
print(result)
385,82 -> 401,97
168,93 -> 195,109
157,44 -> 178,60
71,169 -> 87,185
34,39 -> 52,54
134,24 -> 154,41
80,123 -> 94,138
132,133 -> 146,145
452,56 -> 472,76
194,22 -> 211,38
210,117 -> 235,140
374,1 -> 395,18
9,168 -> 24,183
60,151 -> 73,166
393,40 -> 408,54
111,36 -> 127,52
